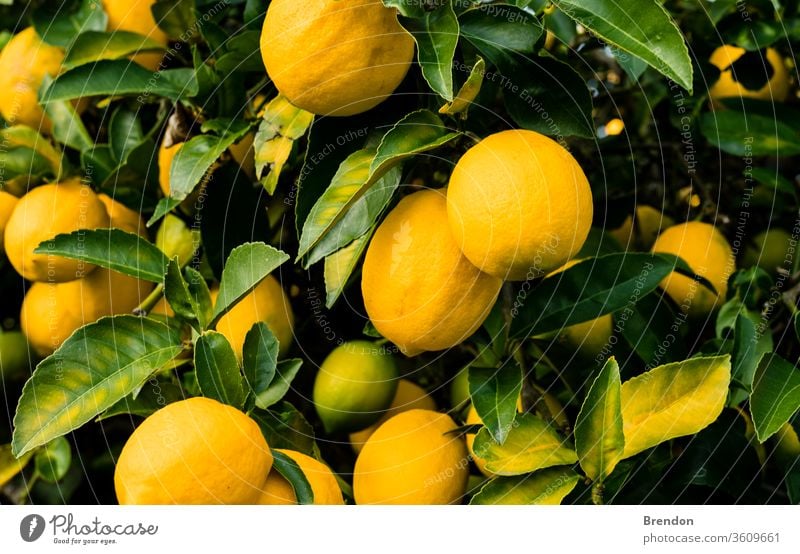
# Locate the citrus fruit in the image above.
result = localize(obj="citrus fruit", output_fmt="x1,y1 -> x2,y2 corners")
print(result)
260,0 -> 415,116
0,191 -> 19,256
742,228 -> 793,273
447,130 -> 594,280
349,379 -> 436,453
709,45 -> 790,103
155,213 -> 198,267
20,267 -> 154,356
115,397 -> 273,504
609,205 -> 674,250
102,0 -> 168,71
361,189 -> 502,356
216,275 -> 294,359
651,221 -> 735,317
313,340 -> 398,433
0,28 -> 64,134
0,331 -> 31,382
258,449 -> 344,505
99,194 -> 147,238
354,409 -> 469,504
4,179 -> 110,282
449,367 -> 471,411
158,140 -> 183,197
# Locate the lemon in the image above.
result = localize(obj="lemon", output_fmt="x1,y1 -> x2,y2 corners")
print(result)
0,331 -> 31,382
449,367 -> 471,410
362,189 -> 502,356
350,379 -> 436,453
99,194 -> 147,238
158,141 -> 183,197
709,45 -> 790,103
115,397 -> 273,504
258,449 -> 344,505
465,404 -> 493,477
447,130 -> 594,280
102,0 -> 168,71
0,191 -> 19,256
651,222 -> 735,317
742,228 -> 793,273
354,409 -> 469,504
216,275 -> 294,359
313,340 -> 398,433
4,179 -> 111,282
261,0 -> 415,116
0,28 -> 64,134
150,296 -> 175,318
609,205 -> 674,250
155,213 -> 198,267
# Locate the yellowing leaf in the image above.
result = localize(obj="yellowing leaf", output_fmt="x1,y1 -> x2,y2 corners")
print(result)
439,57 -> 484,116
0,444 -> 34,487
621,355 -> 731,458
470,467 -> 579,505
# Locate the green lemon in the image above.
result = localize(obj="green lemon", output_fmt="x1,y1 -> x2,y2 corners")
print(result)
0,331 -> 32,381
313,340 -> 398,433
450,367 -> 470,410
742,229 -> 793,274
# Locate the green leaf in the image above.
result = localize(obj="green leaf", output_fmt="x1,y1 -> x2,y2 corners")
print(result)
257,359 -> 303,411
750,167 -> 797,199
243,323 -> 279,401
620,355 -> 732,458
458,5 -> 542,67
469,362 -> 522,444
399,3 -> 459,101
34,228 -> 169,283
0,125 -> 64,186
194,331 -> 246,409
99,379 -> 184,420
109,105 -> 145,164
440,57 -> 485,116
34,437 -> 72,483
575,357 -> 624,482
271,450 -> 314,505
619,292 -> 687,367
730,313 -> 761,400
323,228 -> 374,308
32,0 -> 107,47
750,354 -> 800,442
12,316 -> 184,457
0,444 -> 34,487
382,0 -> 425,17
700,111 -> 800,157
152,0 -> 198,39
63,30 -> 165,70
552,0 -> 693,92
252,402 -> 318,458
164,258 -> 201,328
169,122 -> 251,202
40,76 -> 94,152
210,242 -> 290,326
473,412 -> 577,476
147,197 -> 182,227
470,467 -> 579,505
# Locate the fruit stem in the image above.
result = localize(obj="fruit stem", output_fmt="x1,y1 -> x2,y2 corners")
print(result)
591,482 -> 605,505
134,283 -> 165,316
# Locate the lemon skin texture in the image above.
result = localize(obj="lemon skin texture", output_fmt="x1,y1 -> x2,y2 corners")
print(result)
99,194 -> 147,238
361,189 -> 502,356
354,409 -> 469,504
709,45 -> 790,103
0,191 -> 19,256
609,205 -> 674,251
258,449 -> 344,505
115,397 -> 273,504
261,0 -> 415,116
651,222 -> 735,318
4,179 -> 110,283
447,130 -> 594,281
102,0 -> 168,71
0,28 -> 64,134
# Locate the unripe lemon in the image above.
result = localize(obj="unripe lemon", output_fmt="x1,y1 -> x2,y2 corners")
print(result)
115,397 -> 273,504
742,228 -> 793,273
362,189 -> 502,356
258,449 -> 344,505
0,28 -> 64,134
155,213 -> 199,267
447,130 -> 593,280
99,194 -> 147,238
354,409 -> 468,504
449,367 -> 471,410
609,205 -> 674,251
651,222 -> 735,317
21,267 -> 154,356
0,331 -> 32,382
709,45 -> 790,103
216,275 -> 294,360
102,0 -> 168,71
350,379 -> 436,453
313,340 -> 398,433
4,179 -> 110,282
0,191 -> 19,256
261,0 -> 415,116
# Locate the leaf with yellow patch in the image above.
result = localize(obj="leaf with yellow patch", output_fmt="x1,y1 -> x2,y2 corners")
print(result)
470,467 -> 579,505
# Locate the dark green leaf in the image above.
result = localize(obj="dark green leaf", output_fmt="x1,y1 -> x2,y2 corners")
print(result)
109,105 -> 145,164
63,30 -> 165,69
271,450 -> 314,505
469,362 -> 522,444
147,197 -> 182,227
164,258 -> 201,328
459,5 -> 542,67
700,111 -> 800,157
399,3 -> 459,101
152,0 -> 198,39
242,322 -> 279,401
33,0 -> 107,47
256,359 -> 303,410
40,90 -> 94,152
252,402 -> 318,457
619,292 -> 687,366
750,354 -> 800,442
194,331 -> 245,408
34,437 -> 72,483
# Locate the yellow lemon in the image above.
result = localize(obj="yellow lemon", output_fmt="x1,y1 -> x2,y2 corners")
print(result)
0,191 -> 19,256
155,213 -> 198,267
709,45 -> 790,103
158,140 -> 183,197
258,449 -> 344,505
609,205 -> 675,251
4,179 -> 110,282
115,397 -> 273,504
216,275 -> 294,359
349,379 -> 436,453
447,130 -> 594,280
261,0 -> 415,116
99,194 -> 147,238
102,0 -> 168,71
651,222 -> 735,317
362,189 -> 502,356
354,409 -> 469,504
0,28 -> 64,134
21,267 -> 154,356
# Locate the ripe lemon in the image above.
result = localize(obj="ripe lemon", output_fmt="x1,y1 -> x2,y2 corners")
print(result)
0,191 -> 19,256
158,141 -> 183,197
609,205 -> 674,250
709,45 -> 790,103
0,331 -> 31,382
115,397 -> 273,504
313,340 -> 398,433
362,189 -> 502,356
651,222 -> 735,317
354,409 -> 468,504
0,28 -> 64,134
447,130 -> 594,280
102,0 -> 168,71
350,379 -> 436,453
261,0 -> 415,116
4,179 -> 110,282
21,267 -> 154,356
216,275 -> 294,359
99,194 -> 147,238
258,449 -> 344,505
742,228 -> 793,273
